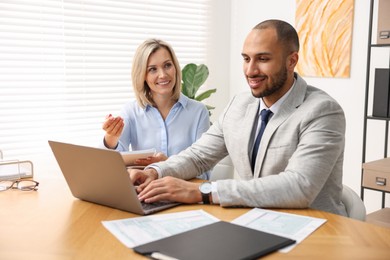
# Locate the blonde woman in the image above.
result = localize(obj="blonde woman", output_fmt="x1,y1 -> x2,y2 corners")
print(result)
102,39 -> 210,179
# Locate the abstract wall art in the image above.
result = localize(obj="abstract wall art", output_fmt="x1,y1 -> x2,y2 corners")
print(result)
295,0 -> 354,78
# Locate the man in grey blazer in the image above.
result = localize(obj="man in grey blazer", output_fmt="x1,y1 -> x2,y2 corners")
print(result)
131,19 -> 347,216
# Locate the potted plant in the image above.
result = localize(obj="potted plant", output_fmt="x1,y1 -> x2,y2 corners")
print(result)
181,63 -> 216,116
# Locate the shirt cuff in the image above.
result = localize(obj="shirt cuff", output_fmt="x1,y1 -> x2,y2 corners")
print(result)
211,181 -> 220,204
145,165 -> 162,179
102,137 -> 118,150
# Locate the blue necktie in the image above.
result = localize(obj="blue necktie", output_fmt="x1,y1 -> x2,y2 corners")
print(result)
251,109 -> 272,171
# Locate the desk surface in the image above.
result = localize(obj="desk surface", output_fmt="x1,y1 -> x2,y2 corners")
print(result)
1,177 -> 390,260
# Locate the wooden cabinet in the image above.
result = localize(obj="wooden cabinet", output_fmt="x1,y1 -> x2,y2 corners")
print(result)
362,157 -> 390,227
366,208 -> 390,228
362,158 -> 390,204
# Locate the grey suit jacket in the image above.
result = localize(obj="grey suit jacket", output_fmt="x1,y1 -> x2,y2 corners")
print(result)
157,74 -> 347,216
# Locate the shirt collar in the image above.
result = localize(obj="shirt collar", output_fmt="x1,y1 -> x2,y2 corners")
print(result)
144,93 -> 186,111
177,93 -> 188,108
259,77 -> 296,115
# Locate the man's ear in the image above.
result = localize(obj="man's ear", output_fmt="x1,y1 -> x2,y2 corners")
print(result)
287,52 -> 299,71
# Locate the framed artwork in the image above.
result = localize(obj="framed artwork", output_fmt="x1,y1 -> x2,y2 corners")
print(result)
295,0 -> 354,78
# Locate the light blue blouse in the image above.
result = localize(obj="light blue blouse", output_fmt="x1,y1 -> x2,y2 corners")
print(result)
108,93 -> 211,178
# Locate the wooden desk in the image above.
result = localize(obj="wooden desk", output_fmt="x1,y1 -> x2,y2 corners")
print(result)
1,177 -> 390,260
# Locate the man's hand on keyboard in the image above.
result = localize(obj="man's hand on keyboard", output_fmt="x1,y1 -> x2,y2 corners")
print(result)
128,168 -> 158,193
136,176 -> 202,204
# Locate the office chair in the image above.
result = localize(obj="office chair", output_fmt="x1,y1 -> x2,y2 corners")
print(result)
341,184 -> 366,221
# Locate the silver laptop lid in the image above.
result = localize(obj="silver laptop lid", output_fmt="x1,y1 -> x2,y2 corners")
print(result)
48,140 -> 146,215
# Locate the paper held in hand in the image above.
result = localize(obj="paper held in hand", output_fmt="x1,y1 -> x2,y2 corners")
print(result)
120,148 -> 156,166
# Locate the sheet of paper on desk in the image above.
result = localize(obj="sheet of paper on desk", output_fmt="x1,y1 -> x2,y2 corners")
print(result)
231,208 -> 326,253
102,209 -> 219,248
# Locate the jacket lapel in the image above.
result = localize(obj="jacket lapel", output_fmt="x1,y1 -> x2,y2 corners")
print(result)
253,74 -> 307,177
240,99 -> 260,179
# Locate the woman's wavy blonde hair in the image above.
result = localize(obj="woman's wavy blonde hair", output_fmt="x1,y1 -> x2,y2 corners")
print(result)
131,39 -> 182,108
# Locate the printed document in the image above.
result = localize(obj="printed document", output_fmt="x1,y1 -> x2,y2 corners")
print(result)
232,208 -> 326,252
102,209 -> 219,248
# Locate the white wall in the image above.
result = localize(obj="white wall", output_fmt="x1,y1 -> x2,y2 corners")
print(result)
205,0 -> 232,122
224,0 -> 389,214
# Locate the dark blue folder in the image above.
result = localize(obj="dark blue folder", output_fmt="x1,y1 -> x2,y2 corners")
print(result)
133,221 -> 295,260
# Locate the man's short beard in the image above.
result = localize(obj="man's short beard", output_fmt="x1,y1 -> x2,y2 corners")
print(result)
252,66 -> 288,98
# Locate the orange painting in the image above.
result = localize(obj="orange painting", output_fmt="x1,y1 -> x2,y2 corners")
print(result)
295,0 -> 354,78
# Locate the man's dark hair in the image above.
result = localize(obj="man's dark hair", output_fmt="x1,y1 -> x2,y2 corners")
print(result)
253,19 -> 300,55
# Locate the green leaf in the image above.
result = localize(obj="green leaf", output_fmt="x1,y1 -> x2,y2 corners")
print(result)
195,89 -> 217,102
181,63 -> 216,117
181,63 -> 209,98
181,81 -> 190,97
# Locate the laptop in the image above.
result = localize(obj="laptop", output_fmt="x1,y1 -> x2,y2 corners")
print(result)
48,140 -> 180,215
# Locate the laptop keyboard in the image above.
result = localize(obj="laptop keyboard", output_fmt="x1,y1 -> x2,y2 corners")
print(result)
141,200 -> 177,211
135,188 -> 179,212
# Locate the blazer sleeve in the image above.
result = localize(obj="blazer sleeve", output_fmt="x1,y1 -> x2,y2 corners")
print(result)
155,98 -> 235,180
